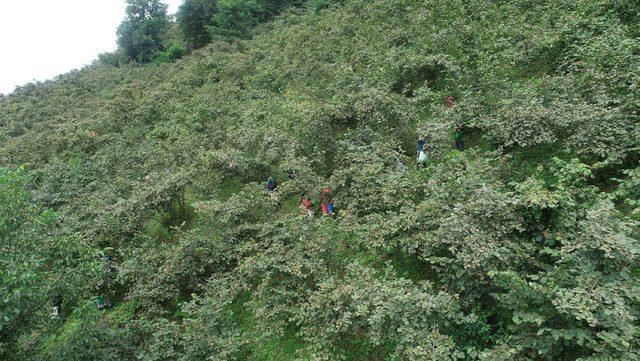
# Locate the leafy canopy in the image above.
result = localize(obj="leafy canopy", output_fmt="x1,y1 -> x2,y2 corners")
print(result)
117,0 -> 170,62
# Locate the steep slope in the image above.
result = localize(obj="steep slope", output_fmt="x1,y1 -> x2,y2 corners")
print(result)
1,0 -> 638,360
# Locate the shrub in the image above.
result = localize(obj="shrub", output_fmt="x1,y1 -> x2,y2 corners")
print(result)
153,42 -> 187,63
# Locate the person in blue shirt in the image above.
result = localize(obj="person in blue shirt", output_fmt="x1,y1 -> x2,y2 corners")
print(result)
417,139 -> 429,169
266,176 -> 277,198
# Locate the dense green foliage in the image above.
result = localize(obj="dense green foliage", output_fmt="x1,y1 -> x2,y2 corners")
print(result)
177,0 -> 219,49
0,167 -> 98,357
209,0 -> 263,41
1,0 -> 638,359
124,0 -> 314,61
178,0 -> 309,47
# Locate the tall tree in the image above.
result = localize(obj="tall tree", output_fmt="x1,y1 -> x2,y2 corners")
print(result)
177,0 -> 218,50
117,0 -> 170,63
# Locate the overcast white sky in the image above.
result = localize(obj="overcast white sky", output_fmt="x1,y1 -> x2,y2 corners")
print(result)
0,0 -> 183,95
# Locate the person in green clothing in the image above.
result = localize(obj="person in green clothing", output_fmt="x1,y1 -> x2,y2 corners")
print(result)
454,123 -> 465,151
96,294 -> 113,310
446,96 -> 465,151
96,254 -> 115,310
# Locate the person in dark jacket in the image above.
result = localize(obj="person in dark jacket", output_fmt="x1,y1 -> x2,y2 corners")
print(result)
97,254 -> 115,310
454,123 -> 465,151
51,293 -> 64,319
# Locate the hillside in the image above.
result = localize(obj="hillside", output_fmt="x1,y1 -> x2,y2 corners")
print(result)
1,0 -> 639,360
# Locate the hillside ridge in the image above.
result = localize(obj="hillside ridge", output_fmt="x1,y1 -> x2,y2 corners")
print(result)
1,0 -> 638,360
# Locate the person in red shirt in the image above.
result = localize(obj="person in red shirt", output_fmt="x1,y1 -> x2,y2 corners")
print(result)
301,193 -> 314,218
446,96 -> 456,110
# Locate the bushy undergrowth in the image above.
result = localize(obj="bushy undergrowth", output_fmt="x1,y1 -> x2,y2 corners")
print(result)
1,0 -> 638,359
